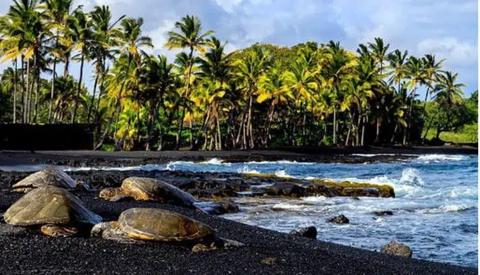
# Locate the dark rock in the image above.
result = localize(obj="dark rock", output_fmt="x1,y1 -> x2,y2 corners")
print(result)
373,211 -> 393,216
381,240 -> 412,258
328,214 -> 349,224
289,226 -> 317,239
265,182 -> 306,197
342,187 -> 379,197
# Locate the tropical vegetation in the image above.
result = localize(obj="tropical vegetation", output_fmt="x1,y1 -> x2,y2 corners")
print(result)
0,0 -> 476,150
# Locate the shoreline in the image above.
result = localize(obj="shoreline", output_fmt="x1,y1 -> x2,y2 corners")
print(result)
0,150 -> 476,273
0,181 -> 475,274
0,146 -> 476,167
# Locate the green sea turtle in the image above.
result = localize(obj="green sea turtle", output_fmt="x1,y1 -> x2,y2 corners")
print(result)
99,177 -> 237,215
12,167 -> 87,193
91,208 -> 244,251
4,186 -> 102,237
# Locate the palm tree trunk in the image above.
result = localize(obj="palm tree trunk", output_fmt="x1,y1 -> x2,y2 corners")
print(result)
64,53 -> 70,78
333,107 -> 337,145
12,60 -> 17,124
87,74 -> 99,123
72,52 -> 85,123
175,47 -> 195,150
48,58 -> 57,123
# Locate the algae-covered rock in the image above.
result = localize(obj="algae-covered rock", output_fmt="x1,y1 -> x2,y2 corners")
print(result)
381,240 -> 412,258
311,179 -> 395,198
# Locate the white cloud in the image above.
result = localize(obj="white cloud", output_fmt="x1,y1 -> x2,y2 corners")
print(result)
214,0 -> 244,13
417,37 -> 477,66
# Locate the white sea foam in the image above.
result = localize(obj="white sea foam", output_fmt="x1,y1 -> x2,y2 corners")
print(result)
274,170 -> 293,178
200,158 -> 230,165
417,154 -> 467,162
237,166 -> 260,174
272,203 -> 304,211
399,168 -> 425,186
351,153 -> 396,157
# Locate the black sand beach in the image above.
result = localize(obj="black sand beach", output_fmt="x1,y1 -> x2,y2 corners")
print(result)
0,149 -> 477,274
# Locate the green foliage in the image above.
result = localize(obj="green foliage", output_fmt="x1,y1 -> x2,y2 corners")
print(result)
0,0 -> 476,151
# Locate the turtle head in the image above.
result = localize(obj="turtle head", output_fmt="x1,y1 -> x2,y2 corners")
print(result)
99,188 -> 126,201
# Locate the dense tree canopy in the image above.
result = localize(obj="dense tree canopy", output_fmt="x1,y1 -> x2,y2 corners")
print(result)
0,0 -> 476,150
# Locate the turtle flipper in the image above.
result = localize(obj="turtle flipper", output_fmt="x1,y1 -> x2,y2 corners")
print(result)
91,221 -> 138,244
40,224 -> 79,237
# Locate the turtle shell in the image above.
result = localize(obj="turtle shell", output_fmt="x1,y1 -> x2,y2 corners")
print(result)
4,186 -> 102,226
121,177 -> 196,207
12,167 -> 77,192
118,208 -> 214,242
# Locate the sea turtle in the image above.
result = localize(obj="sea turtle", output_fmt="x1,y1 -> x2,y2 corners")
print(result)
12,167 -> 88,193
91,208 -> 244,251
99,177 -> 233,214
4,186 -> 102,237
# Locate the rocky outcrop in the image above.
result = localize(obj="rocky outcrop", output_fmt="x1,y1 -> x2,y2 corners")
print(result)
289,226 -> 317,239
328,214 -> 350,224
381,240 -> 412,258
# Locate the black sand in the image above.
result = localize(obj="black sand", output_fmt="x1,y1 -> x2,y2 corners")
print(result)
0,149 -> 477,274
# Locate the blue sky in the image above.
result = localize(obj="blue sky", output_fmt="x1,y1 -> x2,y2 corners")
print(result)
0,0 -> 477,95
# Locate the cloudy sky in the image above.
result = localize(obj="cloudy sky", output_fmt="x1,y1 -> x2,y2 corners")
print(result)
0,0 -> 477,95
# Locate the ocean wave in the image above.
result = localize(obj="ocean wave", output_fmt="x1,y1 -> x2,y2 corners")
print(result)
200,158 -> 231,165
399,168 -> 425,186
351,153 -> 396,157
274,170 -> 293,178
272,203 -> 305,211
416,154 -> 467,162
237,166 -> 260,174
421,204 -> 477,214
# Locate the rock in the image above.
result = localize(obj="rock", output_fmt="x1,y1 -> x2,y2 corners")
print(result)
381,240 -> 412,258
328,214 -> 349,224
289,226 -> 317,239
265,182 -> 306,197
261,257 -> 277,265
373,211 -> 393,216
192,243 -> 217,253
342,187 -> 379,197
214,198 -> 240,214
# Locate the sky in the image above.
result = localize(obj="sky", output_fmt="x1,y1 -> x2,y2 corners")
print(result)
0,0 -> 477,96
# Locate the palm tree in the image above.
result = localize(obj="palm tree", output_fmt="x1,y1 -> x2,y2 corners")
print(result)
282,56 -> 318,145
368,37 -> 390,74
421,54 -> 443,106
404,56 -> 426,144
70,7 -> 92,123
42,0 -> 74,122
197,37 -> 232,150
96,17 -> 152,150
257,67 -> 292,145
4,0 -> 47,123
139,54 -> 177,150
166,15 -> 213,149
321,41 -> 356,145
87,5 -> 123,124
234,46 -> 272,149
431,71 -> 465,139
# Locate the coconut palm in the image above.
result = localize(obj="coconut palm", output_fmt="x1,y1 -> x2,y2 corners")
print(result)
42,0 -> 74,122
87,5 -> 123,124
166,15 -> 213,149
234,46 -> 272,149
70,7 -> 92,123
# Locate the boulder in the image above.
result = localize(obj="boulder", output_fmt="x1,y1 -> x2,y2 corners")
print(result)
381,240 -> 412,258
265,182 -> 306,197
289,226 -> 317,239
328,214 -> 349,224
